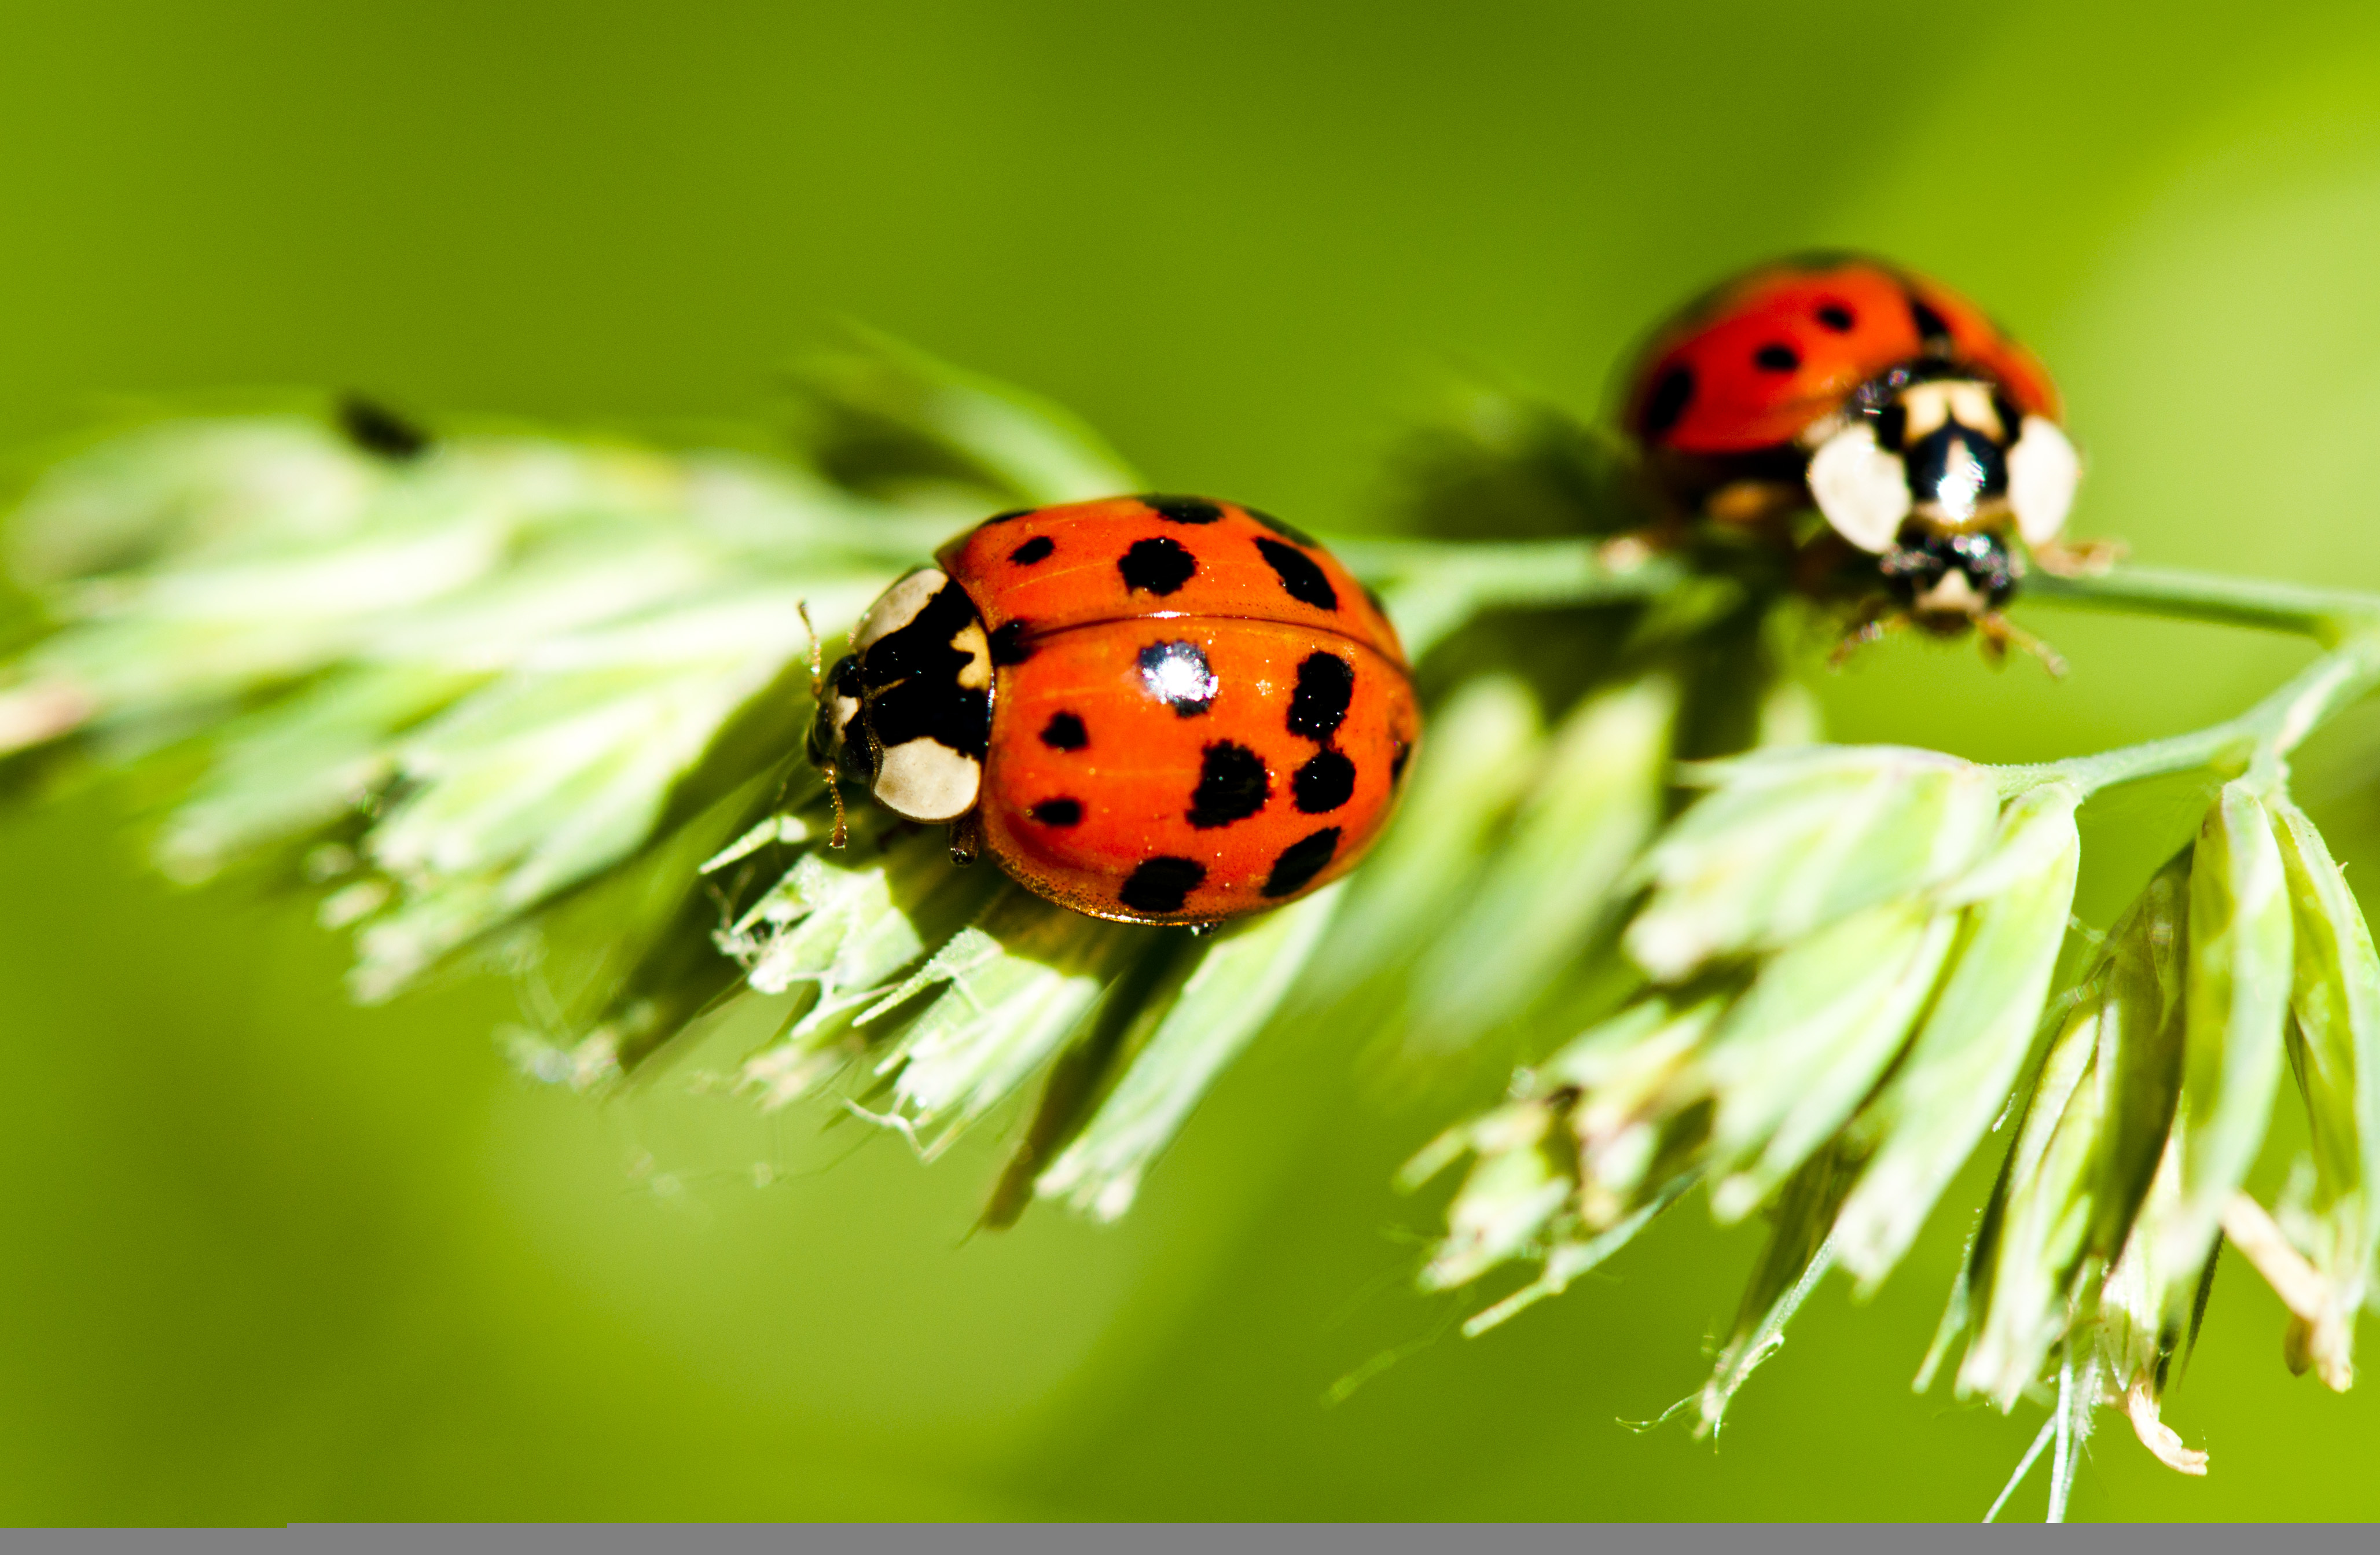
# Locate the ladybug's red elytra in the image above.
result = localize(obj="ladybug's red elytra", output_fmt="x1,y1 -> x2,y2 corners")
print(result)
1623,254 -> 2102,663
810,495 -> 1420,926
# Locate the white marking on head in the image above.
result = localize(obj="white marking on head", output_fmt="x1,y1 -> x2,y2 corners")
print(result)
829,690 -> 862,744
1913,568 -> 1986,619
1807,422 -> 1912,553
854,568 -> 949,652
871,738 -> 982,822
2006,417 -> 2080,545
951,619 -> 991,691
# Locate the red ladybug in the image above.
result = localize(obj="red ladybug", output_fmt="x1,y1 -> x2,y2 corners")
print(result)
810,495 -> 1419,925
1622,255 -> 2096,658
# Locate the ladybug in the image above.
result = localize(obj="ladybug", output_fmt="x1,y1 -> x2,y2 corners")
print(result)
1622,255 -> 2103,661
809,495 -> 1420,926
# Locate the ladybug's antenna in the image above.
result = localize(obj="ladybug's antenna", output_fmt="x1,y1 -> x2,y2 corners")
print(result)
1978,612 -> 2069,679
1828,608 -> 1907,670
798,600 -> 851,848
798,601 -> 825,696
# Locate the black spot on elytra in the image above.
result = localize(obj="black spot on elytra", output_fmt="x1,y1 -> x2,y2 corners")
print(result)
854,580 -> 990,760
1292,751 -> 1355,814
1040,711 -> 1087,750
1138,640 -> 1217,716
1142,494 -> 1224,525
988,620 -> 1035,665
1187,741 -> 1269,829
337,395 -> 429,459
1640,365 -> 1694,438
1120,535 -> 1198,595
1261,828 -> 1340,898
1390,737 -> 1412,782
1254,536 -> 1338,611
1246,506 -> 1318,546
980,508 -> 1035,525
1008,535 -> 1055,565
1120,856 -> 1206,914
1286,652 -> 1354,742
1754,343 -> 1800,373
1909,295 -> 1953,345
1815,303 -> 1856,332
1030,797 -> 1082,826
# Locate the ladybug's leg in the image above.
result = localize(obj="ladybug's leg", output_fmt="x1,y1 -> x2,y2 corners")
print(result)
2030,536 -> 2126,578
1827,604 -> 1908,670
1705,480 -> 1807,528
824,776 -> 850,850
1976,611 -> 2069,678
946,810 -> 982,867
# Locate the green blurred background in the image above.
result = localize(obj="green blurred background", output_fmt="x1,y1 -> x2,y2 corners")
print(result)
5,0 -> 2380,1522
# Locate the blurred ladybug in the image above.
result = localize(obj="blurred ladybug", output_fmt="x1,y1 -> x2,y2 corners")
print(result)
810,495 -> 1420,926
1623,255 -> 2107,664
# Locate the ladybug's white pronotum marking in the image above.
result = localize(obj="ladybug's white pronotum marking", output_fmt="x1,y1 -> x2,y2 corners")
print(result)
854,567 -> 948,650
1809,396 -> 2077,556
1808,423 -> 1911,553
850,565 -> 988,824
953,619 -> 992,690
873,739 -> 980,821
2006,417 -> 2080,546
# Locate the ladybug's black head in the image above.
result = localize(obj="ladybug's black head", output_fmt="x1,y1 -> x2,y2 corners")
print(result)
808,652 -> 876,785
1879,527 -> 2021,624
